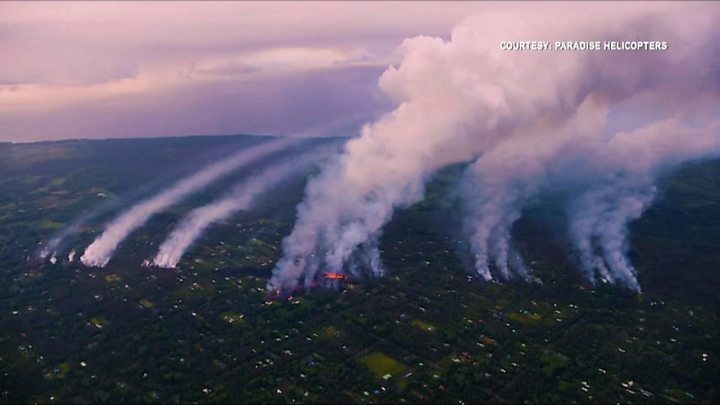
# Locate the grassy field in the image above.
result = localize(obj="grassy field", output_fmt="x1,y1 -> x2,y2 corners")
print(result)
359,352 -> 407,379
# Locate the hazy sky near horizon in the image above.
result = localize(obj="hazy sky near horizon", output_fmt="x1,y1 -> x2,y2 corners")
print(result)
0,1 -> 503,142
0,1 -> 702,142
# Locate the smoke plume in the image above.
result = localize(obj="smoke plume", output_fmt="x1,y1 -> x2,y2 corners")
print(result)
269,4 -> 720,293
40,191 -> 156,262
151,145 -> 338,269
39,198 -> 130,261
80,137 -> 301,267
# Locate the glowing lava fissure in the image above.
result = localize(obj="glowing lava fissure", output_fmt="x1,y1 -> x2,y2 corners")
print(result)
323,272 -> 348,280
268,271 -> 349,300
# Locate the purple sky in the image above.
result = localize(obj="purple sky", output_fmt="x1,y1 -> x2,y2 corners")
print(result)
3,2 -> 710,143
0,1 -> 509,142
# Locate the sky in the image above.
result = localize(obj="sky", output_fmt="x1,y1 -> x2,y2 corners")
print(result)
1,1 -> 712,143
0,1 -> 514,142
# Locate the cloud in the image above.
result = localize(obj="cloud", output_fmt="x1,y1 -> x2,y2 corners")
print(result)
267,2 -> 720,293
0,2 -> 550,141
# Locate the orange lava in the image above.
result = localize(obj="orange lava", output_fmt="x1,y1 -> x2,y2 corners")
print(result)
323,273 -> 347,280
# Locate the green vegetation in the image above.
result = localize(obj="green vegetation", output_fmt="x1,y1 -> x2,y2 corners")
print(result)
411,319 -> 437,333
359,352 -> 407,379
39,220 -> 64,230
539,350 -> 569,377
89,316 -> 109,329
139,299 -> 154,309
319,325 -> 342,339
43,361 -> 72,381
220,312 -> 245,325
0,137 -> 718,403
506,310 -> 543,325
104,274 -> 122,283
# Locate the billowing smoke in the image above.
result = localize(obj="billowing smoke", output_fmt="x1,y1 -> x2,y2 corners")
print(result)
80,137 -> 301,267
151,145 -> 339,269
40,190 -> 153,261
39,202 -> 125,260
269,4 -> 720,293
563,120 -> 720,290
39,236 -> 67,261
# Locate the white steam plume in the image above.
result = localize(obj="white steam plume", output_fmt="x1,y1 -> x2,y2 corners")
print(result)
39,201 -> 124,260
269,3 -> 720,293
80,137 -> 301,267
568,181 -> 655,291
38,139 -> 284,262
40,189 -> 159,261
564,120 -> 720,290
151,146 -> 338,269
